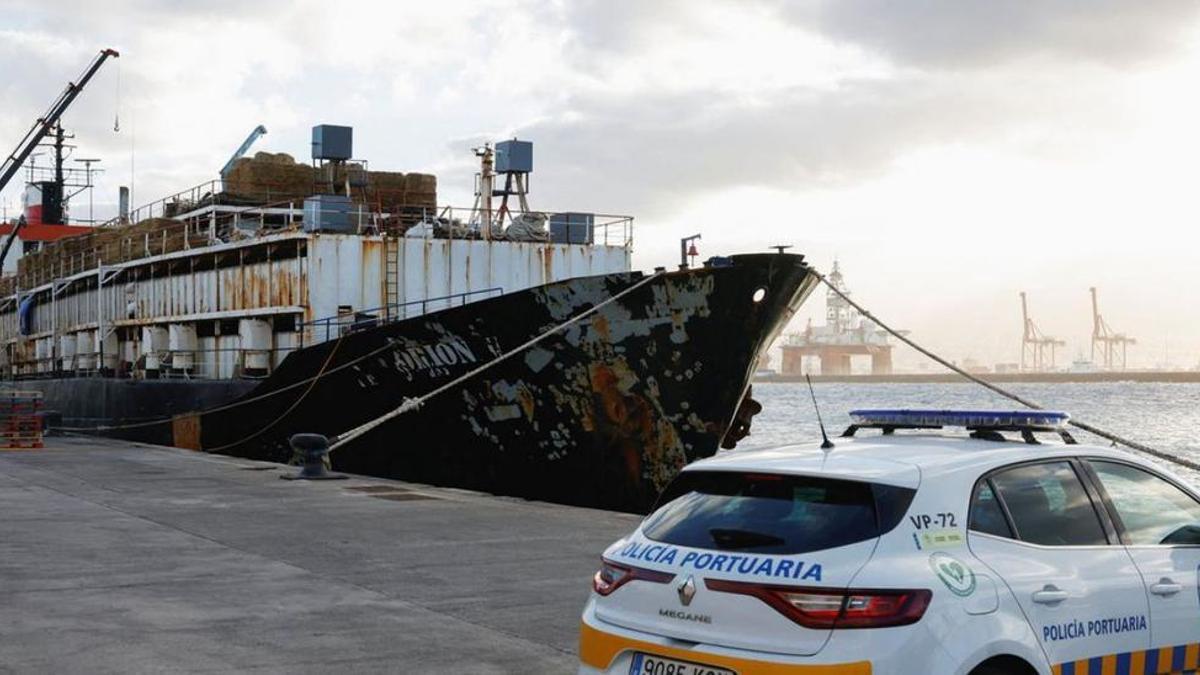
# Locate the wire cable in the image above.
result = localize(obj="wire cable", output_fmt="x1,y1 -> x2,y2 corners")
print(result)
810,269 -> 1200,473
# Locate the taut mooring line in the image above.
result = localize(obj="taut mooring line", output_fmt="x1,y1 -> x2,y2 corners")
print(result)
810,269 -> 1200,473
327,270 -> 666,452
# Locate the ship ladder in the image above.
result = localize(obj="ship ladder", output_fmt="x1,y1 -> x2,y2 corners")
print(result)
384,237 -> 400,322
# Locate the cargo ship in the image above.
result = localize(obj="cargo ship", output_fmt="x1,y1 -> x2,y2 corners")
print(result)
0,123 -> 816,511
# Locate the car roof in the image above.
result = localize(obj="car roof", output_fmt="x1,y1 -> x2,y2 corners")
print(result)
688,433 -> 1141,489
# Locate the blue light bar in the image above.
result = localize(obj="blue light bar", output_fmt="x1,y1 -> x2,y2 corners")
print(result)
848,409 -> 1070,430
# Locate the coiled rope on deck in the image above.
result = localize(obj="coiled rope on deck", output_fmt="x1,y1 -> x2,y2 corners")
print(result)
810,269 -> 1200,473
327,270 -> 665,452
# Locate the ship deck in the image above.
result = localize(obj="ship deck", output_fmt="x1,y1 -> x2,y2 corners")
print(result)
0,435 -> 636,673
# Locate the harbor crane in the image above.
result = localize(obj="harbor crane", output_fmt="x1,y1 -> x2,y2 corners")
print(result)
0,48 -> 120,271
1090,287 -> 1135,370
1020,292 -> 1065,372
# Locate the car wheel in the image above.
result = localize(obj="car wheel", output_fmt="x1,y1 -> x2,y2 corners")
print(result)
969,659 -> 1036,675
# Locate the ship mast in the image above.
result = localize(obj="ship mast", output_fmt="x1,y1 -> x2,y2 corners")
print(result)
0,48 -> 119,270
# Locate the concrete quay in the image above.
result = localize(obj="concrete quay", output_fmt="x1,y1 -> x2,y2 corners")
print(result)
0,436 -> 637,673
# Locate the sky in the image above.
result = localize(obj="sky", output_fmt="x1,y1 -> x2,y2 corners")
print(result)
2,0 -> 1199,370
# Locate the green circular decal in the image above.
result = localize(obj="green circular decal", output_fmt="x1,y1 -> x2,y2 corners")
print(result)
929,551 -> 976,597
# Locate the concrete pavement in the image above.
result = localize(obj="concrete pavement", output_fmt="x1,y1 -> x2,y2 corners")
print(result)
0,435 -> 638,673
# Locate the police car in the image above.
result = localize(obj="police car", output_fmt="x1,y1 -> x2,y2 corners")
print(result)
579,410 -> 1200,675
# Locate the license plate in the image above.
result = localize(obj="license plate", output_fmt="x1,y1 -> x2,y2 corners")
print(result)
628,652 -> 736,675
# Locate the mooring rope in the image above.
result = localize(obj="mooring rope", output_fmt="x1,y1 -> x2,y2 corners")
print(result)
810,269 -> 1200,473
202,332 -> 346,454
54,331 -> 363,432
328,270 -> 664,452
53,270 -> 661,442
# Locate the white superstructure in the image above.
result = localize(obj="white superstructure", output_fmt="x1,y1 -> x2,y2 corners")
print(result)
0,197 -> 631,380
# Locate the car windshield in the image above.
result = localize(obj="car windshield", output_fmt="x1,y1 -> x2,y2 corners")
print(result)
641,471 -> 913,555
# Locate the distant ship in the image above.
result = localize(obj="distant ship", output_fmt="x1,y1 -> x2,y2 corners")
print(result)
0,127 -> 816,511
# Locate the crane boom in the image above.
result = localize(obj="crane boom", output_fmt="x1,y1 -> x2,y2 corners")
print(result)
0,48 -> 119,273
220,125 -> 268,179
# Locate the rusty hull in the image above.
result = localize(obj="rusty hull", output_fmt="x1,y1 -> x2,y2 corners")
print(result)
192,253 -> 815,512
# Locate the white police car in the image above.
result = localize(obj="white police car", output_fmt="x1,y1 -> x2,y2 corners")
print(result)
579,410 -> 1200,675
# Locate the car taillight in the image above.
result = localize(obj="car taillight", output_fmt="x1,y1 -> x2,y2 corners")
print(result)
592,558 -> 675,596
705,579 -> 931,629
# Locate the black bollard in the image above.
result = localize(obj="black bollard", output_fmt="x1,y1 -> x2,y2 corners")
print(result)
281,433 -> 347,481
39,410 -> 63,435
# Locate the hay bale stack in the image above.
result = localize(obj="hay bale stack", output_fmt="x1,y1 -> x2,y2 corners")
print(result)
8,216 -> 199,289
223,153 -> 314,202
404,173 -> 437,209
357,170 -> 437,223
365,170 -> 407,209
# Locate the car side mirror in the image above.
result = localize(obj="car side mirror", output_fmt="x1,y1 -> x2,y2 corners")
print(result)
1160,524 -> 1200,545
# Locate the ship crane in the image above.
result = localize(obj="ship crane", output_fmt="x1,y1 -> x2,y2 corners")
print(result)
1020,291 -> 1065,372
0,48 -> 119,271
1090,287 -> 1135,370
220,125 -> 267,180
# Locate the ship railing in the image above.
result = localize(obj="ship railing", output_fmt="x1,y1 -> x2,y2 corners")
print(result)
1,186 -> 633,297
92,176 -> 633,246
98,179 -> 314,228
297,287 -> 504,348
88,170 -> 633,245
388,206 -> 634,247
102,198 -> 633,249
98,180 -> 225,227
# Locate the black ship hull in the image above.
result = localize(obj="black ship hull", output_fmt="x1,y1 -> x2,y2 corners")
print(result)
23,253 -> 816,512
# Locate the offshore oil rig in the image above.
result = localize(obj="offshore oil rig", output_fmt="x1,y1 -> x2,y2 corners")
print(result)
779,261 -> 896,375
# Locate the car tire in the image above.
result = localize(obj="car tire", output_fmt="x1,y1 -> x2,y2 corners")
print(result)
969,661 -> 1034,675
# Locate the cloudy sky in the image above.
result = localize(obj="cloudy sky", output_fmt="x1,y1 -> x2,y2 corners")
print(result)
2,0 -> 1199,369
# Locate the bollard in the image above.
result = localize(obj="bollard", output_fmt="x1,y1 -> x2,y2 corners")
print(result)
39,410 -> 63,436
280,433 -> 347,481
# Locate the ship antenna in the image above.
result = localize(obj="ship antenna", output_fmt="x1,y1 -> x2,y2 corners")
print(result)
805,374 -> 835,451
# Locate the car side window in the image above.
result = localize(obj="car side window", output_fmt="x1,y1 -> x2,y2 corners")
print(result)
1089,461 -> 1200,546
969,481 -> 1013,539
989,461 -> 1108,546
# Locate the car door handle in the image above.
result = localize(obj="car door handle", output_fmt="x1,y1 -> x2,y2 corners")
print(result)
1031,586 -> 1068,604
1151,579 -> 1183,596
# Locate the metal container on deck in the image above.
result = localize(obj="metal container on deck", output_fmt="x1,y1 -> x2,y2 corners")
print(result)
169,324 -> 197,372
239,319 -> 272,374
550,212 -> 594,244
142,326 -> 168,371
98,331 -> 118,371
303,195 -> 354,233
76,330 -> 96,370
58,334 -> 76,371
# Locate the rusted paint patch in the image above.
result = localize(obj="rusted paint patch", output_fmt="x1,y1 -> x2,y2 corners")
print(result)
195,253 -> 817,512
172,413 -> 202,450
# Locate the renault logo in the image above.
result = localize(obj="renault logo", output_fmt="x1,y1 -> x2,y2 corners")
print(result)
677,575 -> 696,606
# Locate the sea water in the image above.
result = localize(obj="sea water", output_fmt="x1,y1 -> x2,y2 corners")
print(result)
745,381 -> 1200,483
